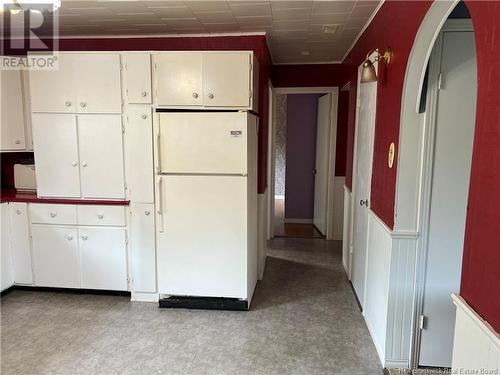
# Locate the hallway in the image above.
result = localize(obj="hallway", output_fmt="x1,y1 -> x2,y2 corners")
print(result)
1,238 -> 381,375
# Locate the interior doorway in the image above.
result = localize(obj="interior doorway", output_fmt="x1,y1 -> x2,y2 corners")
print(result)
268,87 -> 340,239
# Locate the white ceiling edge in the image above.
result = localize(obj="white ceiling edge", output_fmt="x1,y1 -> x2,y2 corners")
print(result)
56,31 -> 266,39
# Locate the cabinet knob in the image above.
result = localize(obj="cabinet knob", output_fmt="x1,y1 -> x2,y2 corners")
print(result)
360,199 -> 369,207
141,91 -> 148,97
81,235 -> 88,241
65,234 -> 73,241
15,209 -> 22,215
208,93 -> 214,99
80,102 -> 87,108
192,93 -> 199,99
145,210 -> 150,216
72,161 -> 78,167
14,139 -> 21,145
50,212 -> 57,218
65,101 -> 72,107
97,214 -> 104,219
82,162 -> 87,167
141,114 -> 147,120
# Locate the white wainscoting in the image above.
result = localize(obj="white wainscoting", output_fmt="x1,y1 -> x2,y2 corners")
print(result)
363,210 -> 392,365
257,191 -> 268,280
452,294 -> 500,372
342,186 -> 352,275
332,176 -> 345,240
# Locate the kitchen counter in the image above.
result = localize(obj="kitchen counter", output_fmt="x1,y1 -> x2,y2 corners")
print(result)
0,189 -> 130,206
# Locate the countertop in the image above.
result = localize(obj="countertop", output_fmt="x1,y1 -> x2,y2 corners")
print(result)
0,189 -> 130,206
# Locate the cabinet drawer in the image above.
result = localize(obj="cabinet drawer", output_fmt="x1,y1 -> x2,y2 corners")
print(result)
30,204 -> 77,225
77,205 -> 126,226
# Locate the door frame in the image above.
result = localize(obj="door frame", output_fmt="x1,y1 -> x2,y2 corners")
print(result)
411,18 -> 474,367
266,86 -> 339,240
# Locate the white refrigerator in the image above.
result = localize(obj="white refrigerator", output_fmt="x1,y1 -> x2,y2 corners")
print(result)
155,111 -> 258,305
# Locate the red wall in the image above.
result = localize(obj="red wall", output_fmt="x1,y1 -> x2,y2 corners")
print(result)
271,64 -> 348,88
459,0 -> 500,332
335,91 -> 349,177
55,35 -> 271,194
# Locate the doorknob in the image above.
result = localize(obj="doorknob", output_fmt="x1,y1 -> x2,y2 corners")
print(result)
360,199 -> 369,207
208,93 -> 214,99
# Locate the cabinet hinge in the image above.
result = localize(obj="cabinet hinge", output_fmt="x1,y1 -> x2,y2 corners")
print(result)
249,62 -> 252,72
437,73 -> 443,90
419,315 -> 426,330
122,124 -> 125,134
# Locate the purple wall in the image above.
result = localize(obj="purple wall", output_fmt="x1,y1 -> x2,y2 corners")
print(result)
284,94 -> 322,220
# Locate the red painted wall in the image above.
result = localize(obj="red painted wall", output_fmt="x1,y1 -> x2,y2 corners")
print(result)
54,35 -> 271,193
459,0 -> 500,332
335,91 -> 349,177
271,64 -> 348,88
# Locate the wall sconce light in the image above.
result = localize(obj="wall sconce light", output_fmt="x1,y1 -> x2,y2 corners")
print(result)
361,48 -> 393,83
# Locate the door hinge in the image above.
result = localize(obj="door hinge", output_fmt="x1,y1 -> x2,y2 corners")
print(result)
249,91 -> 252,98
419,315 -> 427,330
249,62 -> 252,72
122,124 -> 125,134
437,73 -> 443,90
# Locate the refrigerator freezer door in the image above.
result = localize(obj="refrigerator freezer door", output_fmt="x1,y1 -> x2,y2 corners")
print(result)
158,112 -> 248,175
156,175 -> 247,299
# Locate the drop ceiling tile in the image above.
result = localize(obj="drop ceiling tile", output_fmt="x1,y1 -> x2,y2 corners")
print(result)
161,17 -> 204,28
340,26 -> 362,37
229,3 -> 272,17
355,0 -> 380,7
117,12 -> 163,22
147,6 -> 194,18
273,19 -> 310,31
270,1 -> 312,10
194,11 -> 236,23
184,1 -> 230,13
240,25 -> 274,32
141,0 -> 186,6
203,22 -> 241,32
311,0 -> 355,14
235,15 -> 273,26
310,12 -> 350,25
171,28 -> 208,34
271,8 -> 311,20
351,4 -> 378,18
346,17 -> 369,28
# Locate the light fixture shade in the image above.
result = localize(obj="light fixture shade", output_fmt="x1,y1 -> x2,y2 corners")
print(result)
361,59 -> 378,83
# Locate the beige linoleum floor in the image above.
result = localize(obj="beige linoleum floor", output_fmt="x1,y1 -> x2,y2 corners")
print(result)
1,238 -> 382,375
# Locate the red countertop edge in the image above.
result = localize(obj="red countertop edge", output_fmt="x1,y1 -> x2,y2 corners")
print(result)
0,189 -> 130,206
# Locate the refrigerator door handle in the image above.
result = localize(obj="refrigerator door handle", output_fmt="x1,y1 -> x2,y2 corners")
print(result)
157,178 -> 164,232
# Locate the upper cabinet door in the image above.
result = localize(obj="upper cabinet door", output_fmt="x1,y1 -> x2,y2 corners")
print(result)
78,114 -> 125,199
123,53 -> 152,104
29,54 -> 77,113
75,54 -> 122,114
32,113 -> 81,198
1,70 -> 26,150
155,53 -> 203,106
202,53 -> 251,108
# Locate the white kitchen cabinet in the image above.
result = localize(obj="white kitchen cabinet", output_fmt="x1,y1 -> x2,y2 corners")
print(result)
1,203 -> 14,291
79,227 -> 127,291
75,54 -> 122,114
130,203 -> 155,293
202,53 -> 251,108
125,107 -> 154,203
154,51 -> 257,109
32,113 -> 81,198
123,53 -> 152,104
78,115 -> 125,199
29,54 -> 77,113
29,53 -> 122,114
1,69 -> 26,150
155,52 -> 203,106
8,203 -> 32,284
31,225 -> 80,288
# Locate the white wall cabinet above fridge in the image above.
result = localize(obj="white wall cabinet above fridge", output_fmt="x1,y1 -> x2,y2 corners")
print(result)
31,113 -> 125,199
154,51 -> 258,110
29,53 -> 122,114
1,70 -> 27,151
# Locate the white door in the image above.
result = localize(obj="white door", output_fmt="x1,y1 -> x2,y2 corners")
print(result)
130,203 -> 156,293
31,225 -> 80,288
351,62 -> 378,307
1,203 -> 14,291
32,113 -> 81,198
75,54 -> 122,114
419,30 -> 477,367
156,175 -> 248,299
313,94 -> 332,235
159,112 -> 248,174
125,107 -> 154,203
78,115 -> 125,199
79,227 -> 127,291
1,70 -> 26,150
202,52 -> 251,107
123,53 -> 152,104
155,52 -> 203,106
29,53 -> 77,113
8,203 -> 32,284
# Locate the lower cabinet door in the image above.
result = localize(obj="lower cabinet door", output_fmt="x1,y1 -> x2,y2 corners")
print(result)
9,203 -> 33,284
31,225 -> 80,288
79,227 -> 127,291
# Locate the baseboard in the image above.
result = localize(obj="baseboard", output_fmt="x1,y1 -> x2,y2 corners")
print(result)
3,285 -> 131,297
284,218 -> 313,224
